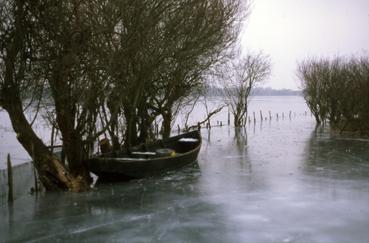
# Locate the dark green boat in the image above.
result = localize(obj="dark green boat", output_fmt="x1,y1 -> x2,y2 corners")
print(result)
86,130 -> 201,182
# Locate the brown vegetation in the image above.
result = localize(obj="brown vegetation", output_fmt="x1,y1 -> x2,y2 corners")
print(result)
297,56 -> 369,134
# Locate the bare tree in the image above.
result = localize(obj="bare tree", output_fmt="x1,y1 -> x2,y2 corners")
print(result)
0,0 -> 109,191
297,56 -> 369,134
0,0 -> 247,191
95,0 -> 246,143
222,52 -> 271,127
297,58 -> 331,124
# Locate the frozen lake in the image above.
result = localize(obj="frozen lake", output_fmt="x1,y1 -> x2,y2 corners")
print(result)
1,96 -> 369,242
0,96 -> 309,169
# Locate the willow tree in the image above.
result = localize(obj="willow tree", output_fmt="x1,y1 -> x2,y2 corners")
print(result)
150,0 -> 244,138
96,0 -> 245,144
223,52 -> 271,127
0,0 -> 107,191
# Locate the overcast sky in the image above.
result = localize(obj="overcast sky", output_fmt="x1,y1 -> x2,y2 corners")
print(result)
241,0 -> 369,90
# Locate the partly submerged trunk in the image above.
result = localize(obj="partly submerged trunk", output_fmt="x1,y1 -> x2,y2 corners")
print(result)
2,93 -> 90,192
233,113 -> 243,127
48,69 -> 92,187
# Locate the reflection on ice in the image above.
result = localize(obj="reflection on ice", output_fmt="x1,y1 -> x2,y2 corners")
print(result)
1,117 -> 369,243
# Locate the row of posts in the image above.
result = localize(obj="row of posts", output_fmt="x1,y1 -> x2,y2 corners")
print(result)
249,110 -> 298,123
175,110 -> 309,133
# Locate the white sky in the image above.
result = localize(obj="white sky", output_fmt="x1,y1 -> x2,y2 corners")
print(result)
241,0 -> 369,90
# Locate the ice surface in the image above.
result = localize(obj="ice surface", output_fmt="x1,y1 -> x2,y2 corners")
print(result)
1,97 -> 369,242
178,138 -> 199,142
1,117 -> 369,243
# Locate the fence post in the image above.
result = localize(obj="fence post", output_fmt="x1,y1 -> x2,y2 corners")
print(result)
228,109 -> 230,126
50,124 -> 55,154
260,110 -> 263,121
31,143 -> 39,193
7,154 -> 14,203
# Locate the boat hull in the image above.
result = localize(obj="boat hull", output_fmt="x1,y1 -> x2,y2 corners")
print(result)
86,131 -> 201,182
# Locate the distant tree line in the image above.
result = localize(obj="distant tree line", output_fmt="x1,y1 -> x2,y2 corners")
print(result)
0,0 -> 246,191
298,56 -> 369,134
206,86 -> 300,97
251,87 -> 301,96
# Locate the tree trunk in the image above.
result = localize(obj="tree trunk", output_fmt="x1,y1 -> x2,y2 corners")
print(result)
107,99 -> 121,150
50,69 -> 92,186
137,106 -> 156,143
162,111 -> 172,139
2,93 -> 89,192
123,106 -> 139,147
234,113 -> 242,127
108,117 -> 121,151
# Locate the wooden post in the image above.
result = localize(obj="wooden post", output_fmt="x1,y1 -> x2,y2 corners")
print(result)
50,124 -> 55,154
269,110 -> 272,120
31,144 -> 38,193
154,121 -> 157,137
260,110 -> 263,121
220,121 -> 223,127
276,113 -> 279,120
33,165 -> 38,193
253,112 -> 256,123
177,124 -> 180,134
7,154 -> 14,203
227,108 -> 230,126
289,110 -> 292,119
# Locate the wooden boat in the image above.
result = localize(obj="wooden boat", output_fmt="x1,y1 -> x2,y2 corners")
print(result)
86,130 -> 202,182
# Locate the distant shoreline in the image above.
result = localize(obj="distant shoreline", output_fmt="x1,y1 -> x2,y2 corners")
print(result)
251,87 -> 302,96
206,86 -> 302,96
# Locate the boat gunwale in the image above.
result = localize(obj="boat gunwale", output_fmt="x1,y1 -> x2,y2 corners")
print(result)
90,130 -> 201,164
